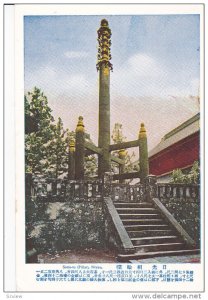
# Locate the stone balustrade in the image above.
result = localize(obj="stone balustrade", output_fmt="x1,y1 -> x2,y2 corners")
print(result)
30,176 -> 103,202
157,183 -> 199,199
110,183 -> 145,203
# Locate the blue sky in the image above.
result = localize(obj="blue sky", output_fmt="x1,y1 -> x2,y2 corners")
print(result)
24,15 -> 200,150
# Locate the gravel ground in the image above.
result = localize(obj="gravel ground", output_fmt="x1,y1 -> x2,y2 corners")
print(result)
38,249 -> 117,263
130,254 -> 201,264
38,250 -> 200,264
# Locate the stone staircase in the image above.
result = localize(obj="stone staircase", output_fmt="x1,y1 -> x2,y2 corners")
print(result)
115,201 -> 200,262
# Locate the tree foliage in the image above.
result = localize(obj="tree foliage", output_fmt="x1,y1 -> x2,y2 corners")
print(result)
111,123 -> 137,174
45,117 -> 69,179
25,87 -> 98,180
111,123 -> 126,144
170,161 -> 200,184
25,87 -> 55,174
84,133 -> 98,178
84,155 -> 98,178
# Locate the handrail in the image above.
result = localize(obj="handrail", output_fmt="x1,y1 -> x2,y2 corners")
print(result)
104,197 -> 135,254
152,197 -> 196,247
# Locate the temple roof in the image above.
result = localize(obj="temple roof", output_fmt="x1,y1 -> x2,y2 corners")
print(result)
149,113 -> 200,158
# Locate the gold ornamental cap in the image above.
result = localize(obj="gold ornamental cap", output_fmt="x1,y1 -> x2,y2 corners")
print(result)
139,123 -> 147,139
118,149 -> 127,159
76,116 -> 85,133
69,139 -> 75,152
101,19 -> 109,27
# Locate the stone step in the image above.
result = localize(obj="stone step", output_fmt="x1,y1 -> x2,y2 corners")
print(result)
128,229 -> 175,238
125,224 -> 170,231
116,208 -> 157,214
122,219 -> 166,225
119,213 -> 161,220
117,249 -> 200,262
131,236 -> 179,246
114,202 -> 153,208
133,242 -> 185,252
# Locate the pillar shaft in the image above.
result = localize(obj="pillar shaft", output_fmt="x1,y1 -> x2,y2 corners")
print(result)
75,117 -> 85,180
139,123 -> 149,183
96,19 -> 113,178
98,64 -> 110,176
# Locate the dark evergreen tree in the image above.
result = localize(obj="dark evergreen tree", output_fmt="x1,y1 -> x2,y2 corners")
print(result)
46,117 -> 68,179
25,87 -> 54,175
25,87 -> 99,180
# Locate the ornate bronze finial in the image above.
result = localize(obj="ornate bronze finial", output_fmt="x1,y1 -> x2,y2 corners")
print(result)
76,116 -> 85,132
139,123 -> 147,139
118,149 -> 127,159
69,139 -> 75,152
101,19 -> 108,26
96,19 -> 113,71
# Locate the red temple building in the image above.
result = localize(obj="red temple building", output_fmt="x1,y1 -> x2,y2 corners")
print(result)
149,113 -> 200,182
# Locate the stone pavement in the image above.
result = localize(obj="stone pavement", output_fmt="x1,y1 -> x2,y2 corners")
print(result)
130,254 -> 200,264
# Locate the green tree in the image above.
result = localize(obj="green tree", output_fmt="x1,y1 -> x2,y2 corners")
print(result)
84,133 -> 98,178
170,161 -> 200,184
84,155 -> 97,178
24,95 -> 30,119
189,161 -> 200,184
65,129 -> 76,180
111,123 -> 137,174
46,117 -> 68,179
111,123 -> 126,144
25,87 -> 54,174
170,168 -> 184,183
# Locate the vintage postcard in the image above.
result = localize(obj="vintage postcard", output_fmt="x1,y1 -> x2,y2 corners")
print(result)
4,2 -> 205,296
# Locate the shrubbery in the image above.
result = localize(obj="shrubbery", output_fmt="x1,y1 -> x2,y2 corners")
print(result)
170,161 -> 200,184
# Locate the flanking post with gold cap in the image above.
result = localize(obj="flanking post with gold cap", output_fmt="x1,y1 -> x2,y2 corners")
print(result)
139,123 -> 149,183
96,19 -> 113,178
68,139 -> 75,180
118,149 -> 126,183
75,116 -> 85,180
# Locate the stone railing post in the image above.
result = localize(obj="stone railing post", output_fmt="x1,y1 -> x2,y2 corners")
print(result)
103,172 -> 113,198
139,123 -> 149,183
145,175 -> 157,201
75,116 -> 85,180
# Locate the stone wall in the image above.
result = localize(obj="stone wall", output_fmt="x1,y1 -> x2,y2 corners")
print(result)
26,198 -> 105,253
157,184 -> 200,246
26,174 -> 201,254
